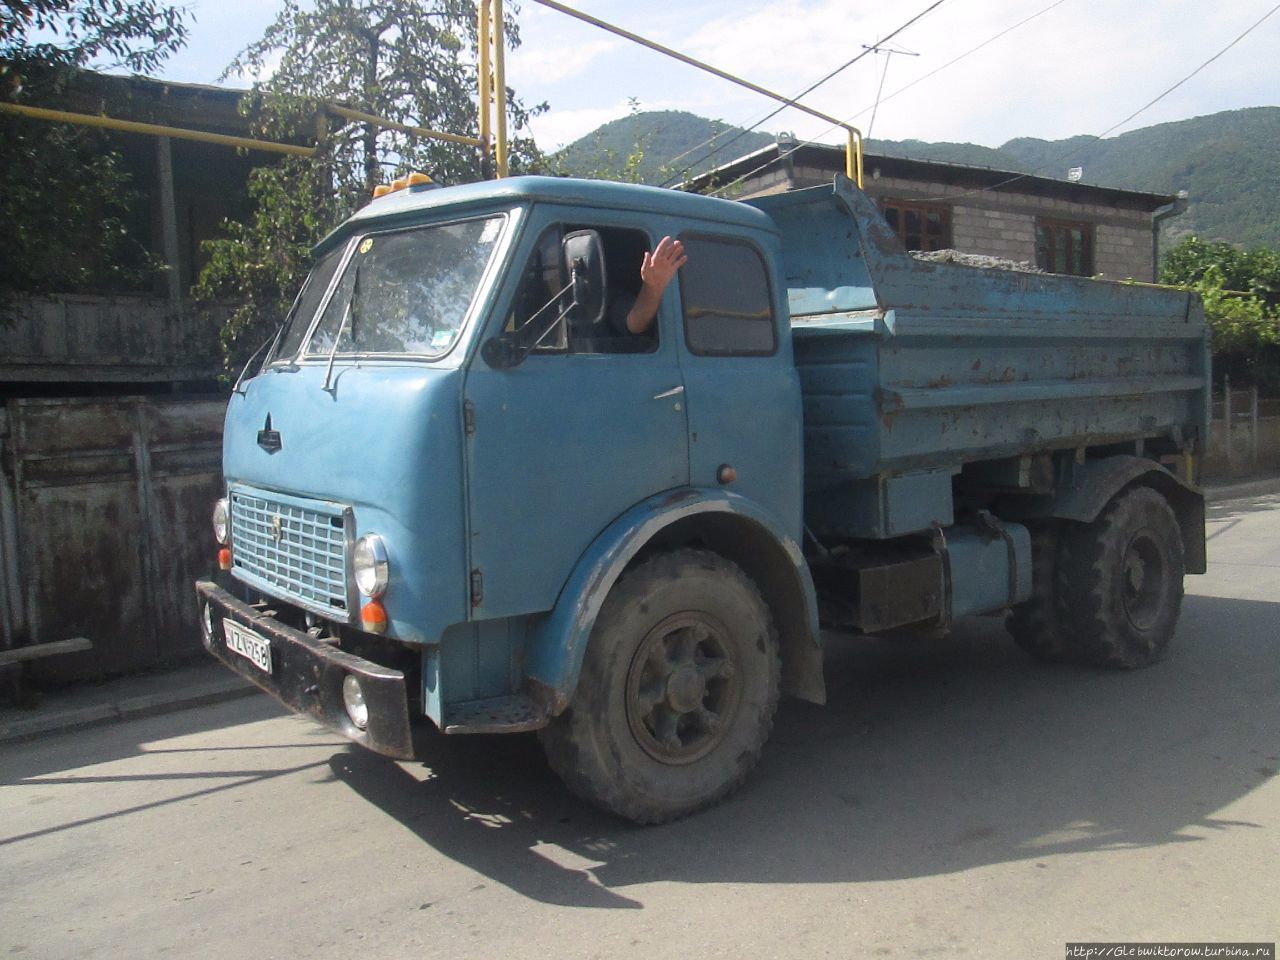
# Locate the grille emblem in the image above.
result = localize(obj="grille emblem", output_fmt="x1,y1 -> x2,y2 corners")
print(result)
257,414 -> 282,453
270,515 -> 284,542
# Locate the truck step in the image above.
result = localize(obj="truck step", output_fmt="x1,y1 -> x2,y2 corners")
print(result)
442,694 -> 548,735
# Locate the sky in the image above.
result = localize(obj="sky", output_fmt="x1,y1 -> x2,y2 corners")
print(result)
156,0 -> 1280,155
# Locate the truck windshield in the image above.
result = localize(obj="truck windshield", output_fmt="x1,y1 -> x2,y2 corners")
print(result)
298,214 -> 505,360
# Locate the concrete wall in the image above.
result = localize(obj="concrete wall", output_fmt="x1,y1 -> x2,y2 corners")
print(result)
0,295 -> 226,386
1204,395 -> 1280,480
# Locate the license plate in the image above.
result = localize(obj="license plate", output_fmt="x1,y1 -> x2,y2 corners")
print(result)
223,619 -> 273,674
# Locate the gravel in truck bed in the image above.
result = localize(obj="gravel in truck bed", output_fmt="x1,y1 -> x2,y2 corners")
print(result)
911,249 -> 1045,273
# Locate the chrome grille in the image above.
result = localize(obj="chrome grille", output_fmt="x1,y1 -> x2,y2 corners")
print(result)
229,487 -> 350,617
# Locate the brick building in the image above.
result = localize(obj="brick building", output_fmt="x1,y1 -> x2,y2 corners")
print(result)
681,141 -> 1185,282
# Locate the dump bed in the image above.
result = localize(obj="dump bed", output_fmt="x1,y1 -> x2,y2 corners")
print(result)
748,181 -> 1210,507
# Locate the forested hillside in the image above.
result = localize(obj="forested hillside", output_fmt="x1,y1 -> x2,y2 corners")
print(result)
555,107 -> 1280,249
553,110 -> 774,185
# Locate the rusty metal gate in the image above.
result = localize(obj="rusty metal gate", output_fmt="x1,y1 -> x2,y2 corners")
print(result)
0,396 -> 225,681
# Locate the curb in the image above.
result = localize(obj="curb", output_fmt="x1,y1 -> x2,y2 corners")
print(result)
0,675 -> 258,747
1205,477 -> 1280,502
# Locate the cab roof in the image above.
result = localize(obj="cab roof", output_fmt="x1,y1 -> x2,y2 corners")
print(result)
321,175 -> 777,252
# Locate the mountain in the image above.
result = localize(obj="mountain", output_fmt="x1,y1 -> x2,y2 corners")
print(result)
553,110 -> 775,187
555,106 -> 1280,250
996,108 -> 1280,249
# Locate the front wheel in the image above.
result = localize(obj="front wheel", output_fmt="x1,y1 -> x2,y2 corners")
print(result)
538,549 -> 780,824
1055,485 -> 1185,668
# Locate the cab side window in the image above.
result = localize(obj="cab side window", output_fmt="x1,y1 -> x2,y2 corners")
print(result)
507,224 -> 658,355
679,236 -> 776,357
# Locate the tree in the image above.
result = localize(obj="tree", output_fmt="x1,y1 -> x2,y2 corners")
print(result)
1162,236 -> 1280,393
196,0 -> 544,373
2,0 -> 188,74
0,0 -> 190,302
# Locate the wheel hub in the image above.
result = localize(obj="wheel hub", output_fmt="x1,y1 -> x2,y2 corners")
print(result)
625,613 -> 740,765
666,665 -> 705,714
1121,530 -> 1165,631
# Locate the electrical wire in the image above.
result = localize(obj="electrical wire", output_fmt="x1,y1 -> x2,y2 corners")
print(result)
710,0 -> 1278,200
843,0 -> 1071,126
702,0 -> 1069,195
657,0 -> 950,187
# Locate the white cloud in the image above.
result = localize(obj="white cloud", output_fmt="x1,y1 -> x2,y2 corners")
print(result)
509,38 -> 619,86
527,101 -> 638,150
157,0 -> 1280,157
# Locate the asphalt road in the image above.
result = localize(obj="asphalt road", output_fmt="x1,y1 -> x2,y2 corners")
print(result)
2,494 -> 1277,960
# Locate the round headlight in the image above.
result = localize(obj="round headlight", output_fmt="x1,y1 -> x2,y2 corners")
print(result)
342,675 -> 369,729
212,498 -> 230,545
353,534 -> 389,598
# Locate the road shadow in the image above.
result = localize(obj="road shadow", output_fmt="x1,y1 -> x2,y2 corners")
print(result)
1207,491 -> 1280,525
330,592 -> 1280,907
0,693 -> 298,783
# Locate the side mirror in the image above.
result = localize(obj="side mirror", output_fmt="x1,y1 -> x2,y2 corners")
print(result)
480,336 -> 521,369
562,230 -> 606,327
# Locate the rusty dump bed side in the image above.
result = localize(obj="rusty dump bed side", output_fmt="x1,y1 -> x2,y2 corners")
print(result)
747,179 -> 1211,493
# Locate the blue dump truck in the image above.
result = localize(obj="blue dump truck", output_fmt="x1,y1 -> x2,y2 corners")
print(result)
195,174 -> 1209,823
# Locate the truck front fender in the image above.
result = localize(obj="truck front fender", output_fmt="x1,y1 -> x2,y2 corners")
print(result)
1050,455 -> 1206,574
523,487 -> 823,716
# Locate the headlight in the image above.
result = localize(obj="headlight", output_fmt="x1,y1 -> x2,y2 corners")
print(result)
212,498 -> 230,545
353,534 -> 389,597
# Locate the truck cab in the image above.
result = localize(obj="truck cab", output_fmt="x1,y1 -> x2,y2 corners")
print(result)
198,177 -> 824,821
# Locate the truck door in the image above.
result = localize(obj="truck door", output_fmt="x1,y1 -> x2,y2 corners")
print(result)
463,218 -> 690,620
674,233 -> 804,534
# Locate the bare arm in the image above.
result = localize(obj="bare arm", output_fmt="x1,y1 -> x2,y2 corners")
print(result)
626,236 -> 688,334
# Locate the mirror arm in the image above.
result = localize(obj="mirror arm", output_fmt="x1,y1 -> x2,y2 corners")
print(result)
496,274 -> 579,367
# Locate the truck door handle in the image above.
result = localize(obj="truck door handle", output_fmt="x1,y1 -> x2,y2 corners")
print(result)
653,385 -> 684,400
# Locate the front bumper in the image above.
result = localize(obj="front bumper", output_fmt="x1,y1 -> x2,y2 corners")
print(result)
194,580 -> 414,759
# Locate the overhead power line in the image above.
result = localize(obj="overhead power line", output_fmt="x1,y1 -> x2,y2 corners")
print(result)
843,0 -> 1072,126
658,0 -> 951,187
907,0 -> 1280,203
700,0 -> 1071,196
710,0 -> 1277,200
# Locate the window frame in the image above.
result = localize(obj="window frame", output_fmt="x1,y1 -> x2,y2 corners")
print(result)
512,221 -> 662,357
1035,217 -> 1095,277
877,199 -> 953,252
677,232 -> 779,359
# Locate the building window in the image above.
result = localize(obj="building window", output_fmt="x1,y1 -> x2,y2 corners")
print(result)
1036,219 -> 1094,276
879,200 -> 952,251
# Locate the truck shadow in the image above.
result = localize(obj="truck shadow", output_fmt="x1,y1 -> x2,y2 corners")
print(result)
329,592 -> 1280,908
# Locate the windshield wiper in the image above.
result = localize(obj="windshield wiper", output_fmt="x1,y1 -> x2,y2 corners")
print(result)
322,258 -> 362,394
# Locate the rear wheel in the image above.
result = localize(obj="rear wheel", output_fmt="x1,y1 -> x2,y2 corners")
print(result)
1055,486 -> 1185,668
539,549 -> 780,824
1006,522 -> 1075,662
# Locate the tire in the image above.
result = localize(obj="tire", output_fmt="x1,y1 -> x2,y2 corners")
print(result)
1054,485 -> 1185,669
1006,522 -> 1075,662
538,548 -> 781,824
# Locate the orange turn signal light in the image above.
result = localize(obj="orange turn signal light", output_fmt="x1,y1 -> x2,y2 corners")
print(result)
372,172 -> 432,199
217,547 -> 232,571
361,599 -> 388,634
